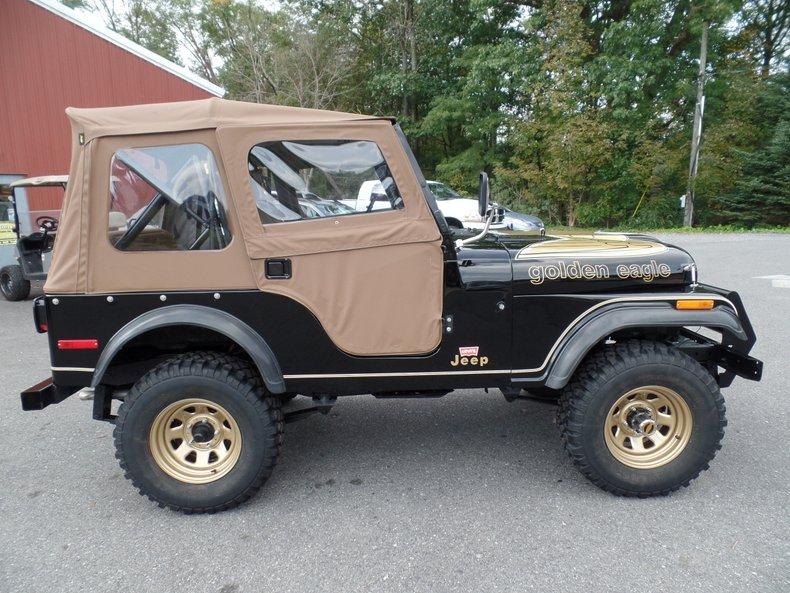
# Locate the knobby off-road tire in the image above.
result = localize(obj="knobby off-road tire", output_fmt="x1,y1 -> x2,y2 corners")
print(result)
0,265 -> 30,301
114,352 -> 283,513
558,340 -> 726,497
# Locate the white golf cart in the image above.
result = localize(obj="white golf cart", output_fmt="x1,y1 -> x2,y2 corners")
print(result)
0,175 -> 67,301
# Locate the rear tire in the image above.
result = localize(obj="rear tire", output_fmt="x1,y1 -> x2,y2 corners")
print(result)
114,352 -> 283,513
558,340 -> 725,497
0,265 -> 30,301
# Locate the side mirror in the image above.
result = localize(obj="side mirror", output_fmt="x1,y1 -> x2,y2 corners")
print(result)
456,172 -> 496,249
478,171 -> 490,218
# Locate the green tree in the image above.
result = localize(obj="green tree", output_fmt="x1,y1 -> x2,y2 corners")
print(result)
716,75 -> 790,226
88,0 -> 181,63
738,0 -> 790,77
63,0 -> 789,229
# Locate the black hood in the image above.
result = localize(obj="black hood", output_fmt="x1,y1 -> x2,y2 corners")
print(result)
455,232 -> 696,295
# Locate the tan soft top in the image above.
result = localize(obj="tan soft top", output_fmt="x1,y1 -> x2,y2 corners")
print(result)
67,98 -> 382,142
48,98 -> 443,357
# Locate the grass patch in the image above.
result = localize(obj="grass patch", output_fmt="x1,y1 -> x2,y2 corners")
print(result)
544,225 -> 790,235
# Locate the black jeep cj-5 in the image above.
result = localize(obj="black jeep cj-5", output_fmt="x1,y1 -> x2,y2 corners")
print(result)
21,99 -> 762,513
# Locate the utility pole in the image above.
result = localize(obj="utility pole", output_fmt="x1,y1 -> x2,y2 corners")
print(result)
684,21 -> 708,227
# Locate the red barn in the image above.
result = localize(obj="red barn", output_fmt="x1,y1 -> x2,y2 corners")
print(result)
0,0 -> 224,212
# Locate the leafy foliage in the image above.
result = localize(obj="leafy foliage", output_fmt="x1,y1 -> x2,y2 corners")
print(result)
716,75 -> 790,226
68,0 -> 790,228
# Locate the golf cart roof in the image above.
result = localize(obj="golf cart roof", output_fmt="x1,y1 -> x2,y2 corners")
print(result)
9,175 -> 68,188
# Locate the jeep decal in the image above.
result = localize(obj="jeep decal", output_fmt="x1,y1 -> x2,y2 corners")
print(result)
451,346 -> 489,367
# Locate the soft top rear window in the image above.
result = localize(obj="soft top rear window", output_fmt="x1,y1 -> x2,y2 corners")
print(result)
109,143 -> 230,252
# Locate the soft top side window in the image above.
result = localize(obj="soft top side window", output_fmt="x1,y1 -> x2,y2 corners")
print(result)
247,140 -> 404,225
109,143 -> 231,252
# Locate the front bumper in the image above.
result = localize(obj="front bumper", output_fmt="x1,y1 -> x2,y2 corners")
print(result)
679,330 -> 763,385
687,284 -> 763,386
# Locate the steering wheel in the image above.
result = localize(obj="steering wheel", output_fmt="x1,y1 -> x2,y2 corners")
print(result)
180,197 -> 210,225
177,192 -> 229,250
36,216 -> 58,233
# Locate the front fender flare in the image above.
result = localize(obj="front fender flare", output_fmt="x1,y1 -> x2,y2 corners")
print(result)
544,302 -> 747,390
90,305 -> 285,394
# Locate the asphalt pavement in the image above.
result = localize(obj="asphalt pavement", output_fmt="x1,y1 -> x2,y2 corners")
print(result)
0,233 -> 787,593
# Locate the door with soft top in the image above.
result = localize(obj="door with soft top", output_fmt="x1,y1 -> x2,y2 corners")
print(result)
216,121 -> 444,357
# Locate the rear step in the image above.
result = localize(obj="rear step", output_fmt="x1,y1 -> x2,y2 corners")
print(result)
20,378 -> 75,410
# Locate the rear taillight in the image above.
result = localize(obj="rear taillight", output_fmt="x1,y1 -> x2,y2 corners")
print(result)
33,297 -> 47,334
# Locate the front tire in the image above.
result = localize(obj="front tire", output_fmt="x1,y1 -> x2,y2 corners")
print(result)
558,340 -> 726,497
0,265 -> 30,301
114,352 -> 283,513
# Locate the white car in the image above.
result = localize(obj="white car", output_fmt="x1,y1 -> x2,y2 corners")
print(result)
427,181 -> 545,234
349,179 -> 498,230
349,180 -> 544,234
425,180 -> 502,230
339,180 -> 399,212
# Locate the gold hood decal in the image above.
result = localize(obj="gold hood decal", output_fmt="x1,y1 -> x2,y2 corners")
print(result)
515,233 -> 668,260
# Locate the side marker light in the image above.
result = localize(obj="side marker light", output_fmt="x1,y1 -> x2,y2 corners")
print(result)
675,300 -> 714,310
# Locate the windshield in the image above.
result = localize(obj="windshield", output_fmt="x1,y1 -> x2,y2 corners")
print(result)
428,182 -> 461,200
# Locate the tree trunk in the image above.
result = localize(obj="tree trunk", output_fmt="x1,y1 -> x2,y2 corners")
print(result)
400,0 -> 417,119
761,37 -> 774,78
684,21 -> 708,228
760,0 -> 777,78
567,197 -> 577,227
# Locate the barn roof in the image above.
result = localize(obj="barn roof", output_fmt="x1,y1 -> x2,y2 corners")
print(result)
66,98 -> 382,141
29,0 -> 224,97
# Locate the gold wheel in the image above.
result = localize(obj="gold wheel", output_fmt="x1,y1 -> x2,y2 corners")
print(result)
149,398 -> 242,484
604,386 -> 692,469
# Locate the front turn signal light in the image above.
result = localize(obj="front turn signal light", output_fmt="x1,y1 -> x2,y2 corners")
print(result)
676,299 -> 715,310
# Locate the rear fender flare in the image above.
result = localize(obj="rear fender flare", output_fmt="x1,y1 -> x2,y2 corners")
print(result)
544,302 -> 747,390
90,304 -> 285,393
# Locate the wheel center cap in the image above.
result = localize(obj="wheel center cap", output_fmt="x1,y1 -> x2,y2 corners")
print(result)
638,418 -> 656,435
191,420 -> 216,443
626,408 -> 656,436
